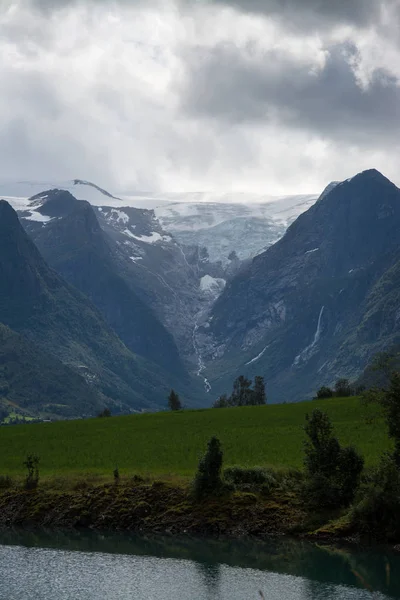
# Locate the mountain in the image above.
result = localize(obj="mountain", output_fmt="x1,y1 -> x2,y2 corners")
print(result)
202,169 -> 400,402
19,189 -> 187,378
0,323 -> 102,419
1,179 -> 318,264
0,200 -> 181,413
1,179 -> 320,397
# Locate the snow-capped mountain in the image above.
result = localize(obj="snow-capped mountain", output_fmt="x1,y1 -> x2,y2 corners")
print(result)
0,179 -> 318,265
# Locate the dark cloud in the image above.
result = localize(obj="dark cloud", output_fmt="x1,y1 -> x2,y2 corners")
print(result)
209,0 -> 397,30
179,42 -> 400,145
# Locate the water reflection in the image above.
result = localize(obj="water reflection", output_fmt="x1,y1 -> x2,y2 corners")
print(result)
0,529 -> 399,599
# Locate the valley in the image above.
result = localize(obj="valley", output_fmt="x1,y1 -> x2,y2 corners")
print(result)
1,169 -> 400,417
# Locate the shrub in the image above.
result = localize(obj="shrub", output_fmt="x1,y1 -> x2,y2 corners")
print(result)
350,455 -> 400,541
192,436 -> 223,500
23,454 -> 40,490
113,466 -> 120,483
0,475 -> 13,489
224,466 -> 275,488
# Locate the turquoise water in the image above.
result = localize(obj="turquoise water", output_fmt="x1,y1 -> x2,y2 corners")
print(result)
0,531 -> 399,599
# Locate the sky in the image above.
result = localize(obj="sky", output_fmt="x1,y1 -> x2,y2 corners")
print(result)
1,0 -> 400,195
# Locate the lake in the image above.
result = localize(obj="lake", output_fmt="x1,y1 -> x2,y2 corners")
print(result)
0,530 -> 399,599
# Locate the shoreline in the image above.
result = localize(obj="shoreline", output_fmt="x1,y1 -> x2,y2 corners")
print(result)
0,480 -> 397,548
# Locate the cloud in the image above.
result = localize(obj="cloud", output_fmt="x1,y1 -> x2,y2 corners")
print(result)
1,0 -> 400,194
179,42 -> 400,145
210,0 -> 382,29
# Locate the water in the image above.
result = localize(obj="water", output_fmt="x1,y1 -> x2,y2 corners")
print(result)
0,530 -> 399,600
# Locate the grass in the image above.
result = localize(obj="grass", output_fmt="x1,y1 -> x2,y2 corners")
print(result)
0,397 -> 390,481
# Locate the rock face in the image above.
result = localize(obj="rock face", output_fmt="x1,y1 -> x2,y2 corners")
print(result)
204,169 -> 400,402
0,323 -> 102,418
21,190 -> 187,379
0,200 -> 180,413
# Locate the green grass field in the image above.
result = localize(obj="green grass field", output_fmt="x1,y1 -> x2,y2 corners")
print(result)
0,397 -> 390,481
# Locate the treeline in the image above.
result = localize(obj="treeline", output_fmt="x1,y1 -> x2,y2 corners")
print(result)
213,375 -> 267,408
315,378 -> 365,399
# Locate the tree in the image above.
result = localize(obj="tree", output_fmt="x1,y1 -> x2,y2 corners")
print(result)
213,394 -> 229,408
380,372 -> 400,468
231,375 -> 253,406
253,376 -> 267,405
303,409 -> 364,507
98,408 -> 111,418
334,378 -> 353,397
316,386 -> 333,399
168,389 -> 182,411
193,436 -> 223,499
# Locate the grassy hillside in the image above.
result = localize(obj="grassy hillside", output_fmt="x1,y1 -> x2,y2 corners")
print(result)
0,397 -> 389,480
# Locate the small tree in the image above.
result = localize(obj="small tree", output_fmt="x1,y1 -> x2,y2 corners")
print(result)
253,376 -> 267,405
334,378 -> 353,397
213,394 -> 229,408
316,386 -> 333,399
23,454 -> 40,490
231,375 -> 253,406
98,408 -> 111,418
168,389 -> 182,411
193,436 -> 223,499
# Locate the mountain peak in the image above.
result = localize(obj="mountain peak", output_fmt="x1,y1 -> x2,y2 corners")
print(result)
0,199 -> 18,220
347,168 -> 392,186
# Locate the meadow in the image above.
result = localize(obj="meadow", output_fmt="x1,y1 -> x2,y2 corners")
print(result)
0,397 -> 390,481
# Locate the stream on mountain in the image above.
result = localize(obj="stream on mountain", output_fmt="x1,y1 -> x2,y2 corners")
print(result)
0,530 -> 399,600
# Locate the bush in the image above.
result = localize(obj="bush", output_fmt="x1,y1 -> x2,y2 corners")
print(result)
0,475 -> 13,489
303,410 -> 364,507
224,466 -> 275,488
192,436 -> 223,500
350,455 -> 400,541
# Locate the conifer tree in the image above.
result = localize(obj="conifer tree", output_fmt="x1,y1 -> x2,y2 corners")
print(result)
168,389 -> 182,411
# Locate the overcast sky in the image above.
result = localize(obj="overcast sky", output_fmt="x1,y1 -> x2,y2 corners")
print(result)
1,0 -> 400,194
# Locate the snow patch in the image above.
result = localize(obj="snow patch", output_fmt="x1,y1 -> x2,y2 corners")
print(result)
130,256 -> 143,263
200,275 -> 226,293
246,346 -> 267,366
124,230 -> 171,244
111,209 -> 129,224
305,248 -> 319,254
24,211 -> 52,223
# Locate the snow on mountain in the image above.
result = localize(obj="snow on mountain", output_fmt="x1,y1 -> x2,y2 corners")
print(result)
154,195 -> 318,263
200,275 -> 226,298
0,178 -> 319,264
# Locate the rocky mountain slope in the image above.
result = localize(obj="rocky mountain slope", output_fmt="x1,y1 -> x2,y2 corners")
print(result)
0,200 -> 181,414
20,189 -> 187,379
202,169 -> 400,402
0,323 -> 101,419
